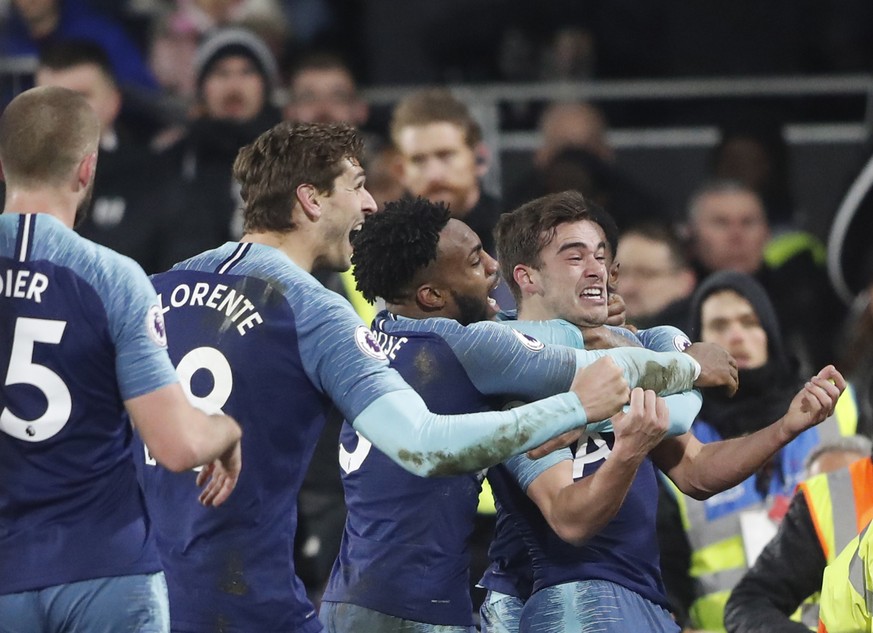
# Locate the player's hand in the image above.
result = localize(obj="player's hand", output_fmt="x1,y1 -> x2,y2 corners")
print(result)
781,365 -> 846,437
611,388 -> 669,462
685,342 -> 738,396
527,428 -> 585,459
570,356 -> 630,423
606,292 -> 628,327
197,439 -> 242,507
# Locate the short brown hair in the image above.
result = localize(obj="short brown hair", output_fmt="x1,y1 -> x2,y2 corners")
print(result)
495,190 -> 594,304
233,121 -> 364,233
390,88 -> 482,149
0,86 -> 99,188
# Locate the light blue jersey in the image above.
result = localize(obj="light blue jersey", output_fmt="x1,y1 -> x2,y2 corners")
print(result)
505,318 -> 702,435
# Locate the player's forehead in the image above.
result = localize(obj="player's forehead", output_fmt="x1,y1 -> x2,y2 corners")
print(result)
545,220 -> 605,252
334,156 -> 363,181
439,218 -> 480,257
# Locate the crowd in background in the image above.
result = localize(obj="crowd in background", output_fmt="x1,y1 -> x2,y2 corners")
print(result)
3,1 -> 873,631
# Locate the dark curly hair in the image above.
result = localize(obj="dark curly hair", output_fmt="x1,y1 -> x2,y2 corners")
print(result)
233,121 -> 363,234
351,196 -> 452,303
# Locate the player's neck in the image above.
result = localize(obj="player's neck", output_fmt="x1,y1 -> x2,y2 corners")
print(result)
3,188 -> 76,228
517,299 -> 554,322
386,301 -> 453,322
241,230 -> 317,272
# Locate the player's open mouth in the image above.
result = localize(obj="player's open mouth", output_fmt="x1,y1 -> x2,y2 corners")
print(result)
487,279 -> 501,314
349,224 -> 363,247
579,287 -> 605,303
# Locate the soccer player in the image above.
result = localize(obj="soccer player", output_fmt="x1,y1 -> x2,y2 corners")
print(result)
484,190 -> 846,633
319,196 -> 737,632
0,86 -> 242,633
135,122 -> 704,633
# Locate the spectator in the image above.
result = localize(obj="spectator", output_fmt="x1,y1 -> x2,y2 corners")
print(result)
35,40 -> 172,274
615,223 -> 696,332
658,270 -> 859,632
2,0 -> 158,92
390,88 -> 500,256
285,52 -> 368,128
505,101 -> 667,230
818,514 -> 873,631
724,437 -> 873,633
684,179 -> 844,373
709,120 -> 795,230
159,26 -> 282,265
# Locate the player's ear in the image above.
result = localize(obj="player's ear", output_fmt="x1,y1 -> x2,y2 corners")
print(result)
76,152 -> 97,191
296,183 -> 322,221
513,264 -> 539,296
416,283 -> 445,310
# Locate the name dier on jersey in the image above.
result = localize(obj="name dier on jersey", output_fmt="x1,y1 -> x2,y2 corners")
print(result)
1,267 -> 49,303
157,282 -> 263,336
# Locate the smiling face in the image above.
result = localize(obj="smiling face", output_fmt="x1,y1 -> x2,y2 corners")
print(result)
428,219 -> 500,325
700,289 -> 768,369
525,219 -> 609,327
314,157 -> 377,272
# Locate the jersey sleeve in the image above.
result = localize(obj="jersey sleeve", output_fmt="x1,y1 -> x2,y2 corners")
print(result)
503,448 -> 573,492
433,319 -> 579,401
635,325 -> 693,354
498,319 -> 699,396
633,325 -> 702,434
103,255 -> 178,400
290,283 -> 411,422
352,389 -> 588,477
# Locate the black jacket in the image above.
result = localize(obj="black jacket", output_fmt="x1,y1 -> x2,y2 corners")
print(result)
723,491 -> 826,633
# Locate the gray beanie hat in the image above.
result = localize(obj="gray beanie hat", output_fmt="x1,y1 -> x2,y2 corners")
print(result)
194,27 -> 279,92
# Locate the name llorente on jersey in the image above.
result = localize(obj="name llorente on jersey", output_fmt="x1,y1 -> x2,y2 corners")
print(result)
157,282 -> 263,336
0,267 -> 49,303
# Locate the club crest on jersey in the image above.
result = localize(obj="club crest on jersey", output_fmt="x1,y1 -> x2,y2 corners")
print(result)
673,334 -> 692,352
355,325 -> 388,361
509,328 -> 545,352
147,305 -> 168,347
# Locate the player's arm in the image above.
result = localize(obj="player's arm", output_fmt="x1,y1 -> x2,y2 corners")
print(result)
109,258 -> 242,505
522,388 -> 669,545
352,356 -> 633,477
126,384 -> 241,475
652,366 -> 845,499
627,325 -> 703,435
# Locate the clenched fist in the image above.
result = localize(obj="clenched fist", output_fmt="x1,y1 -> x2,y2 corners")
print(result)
570,356 -> 630,424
